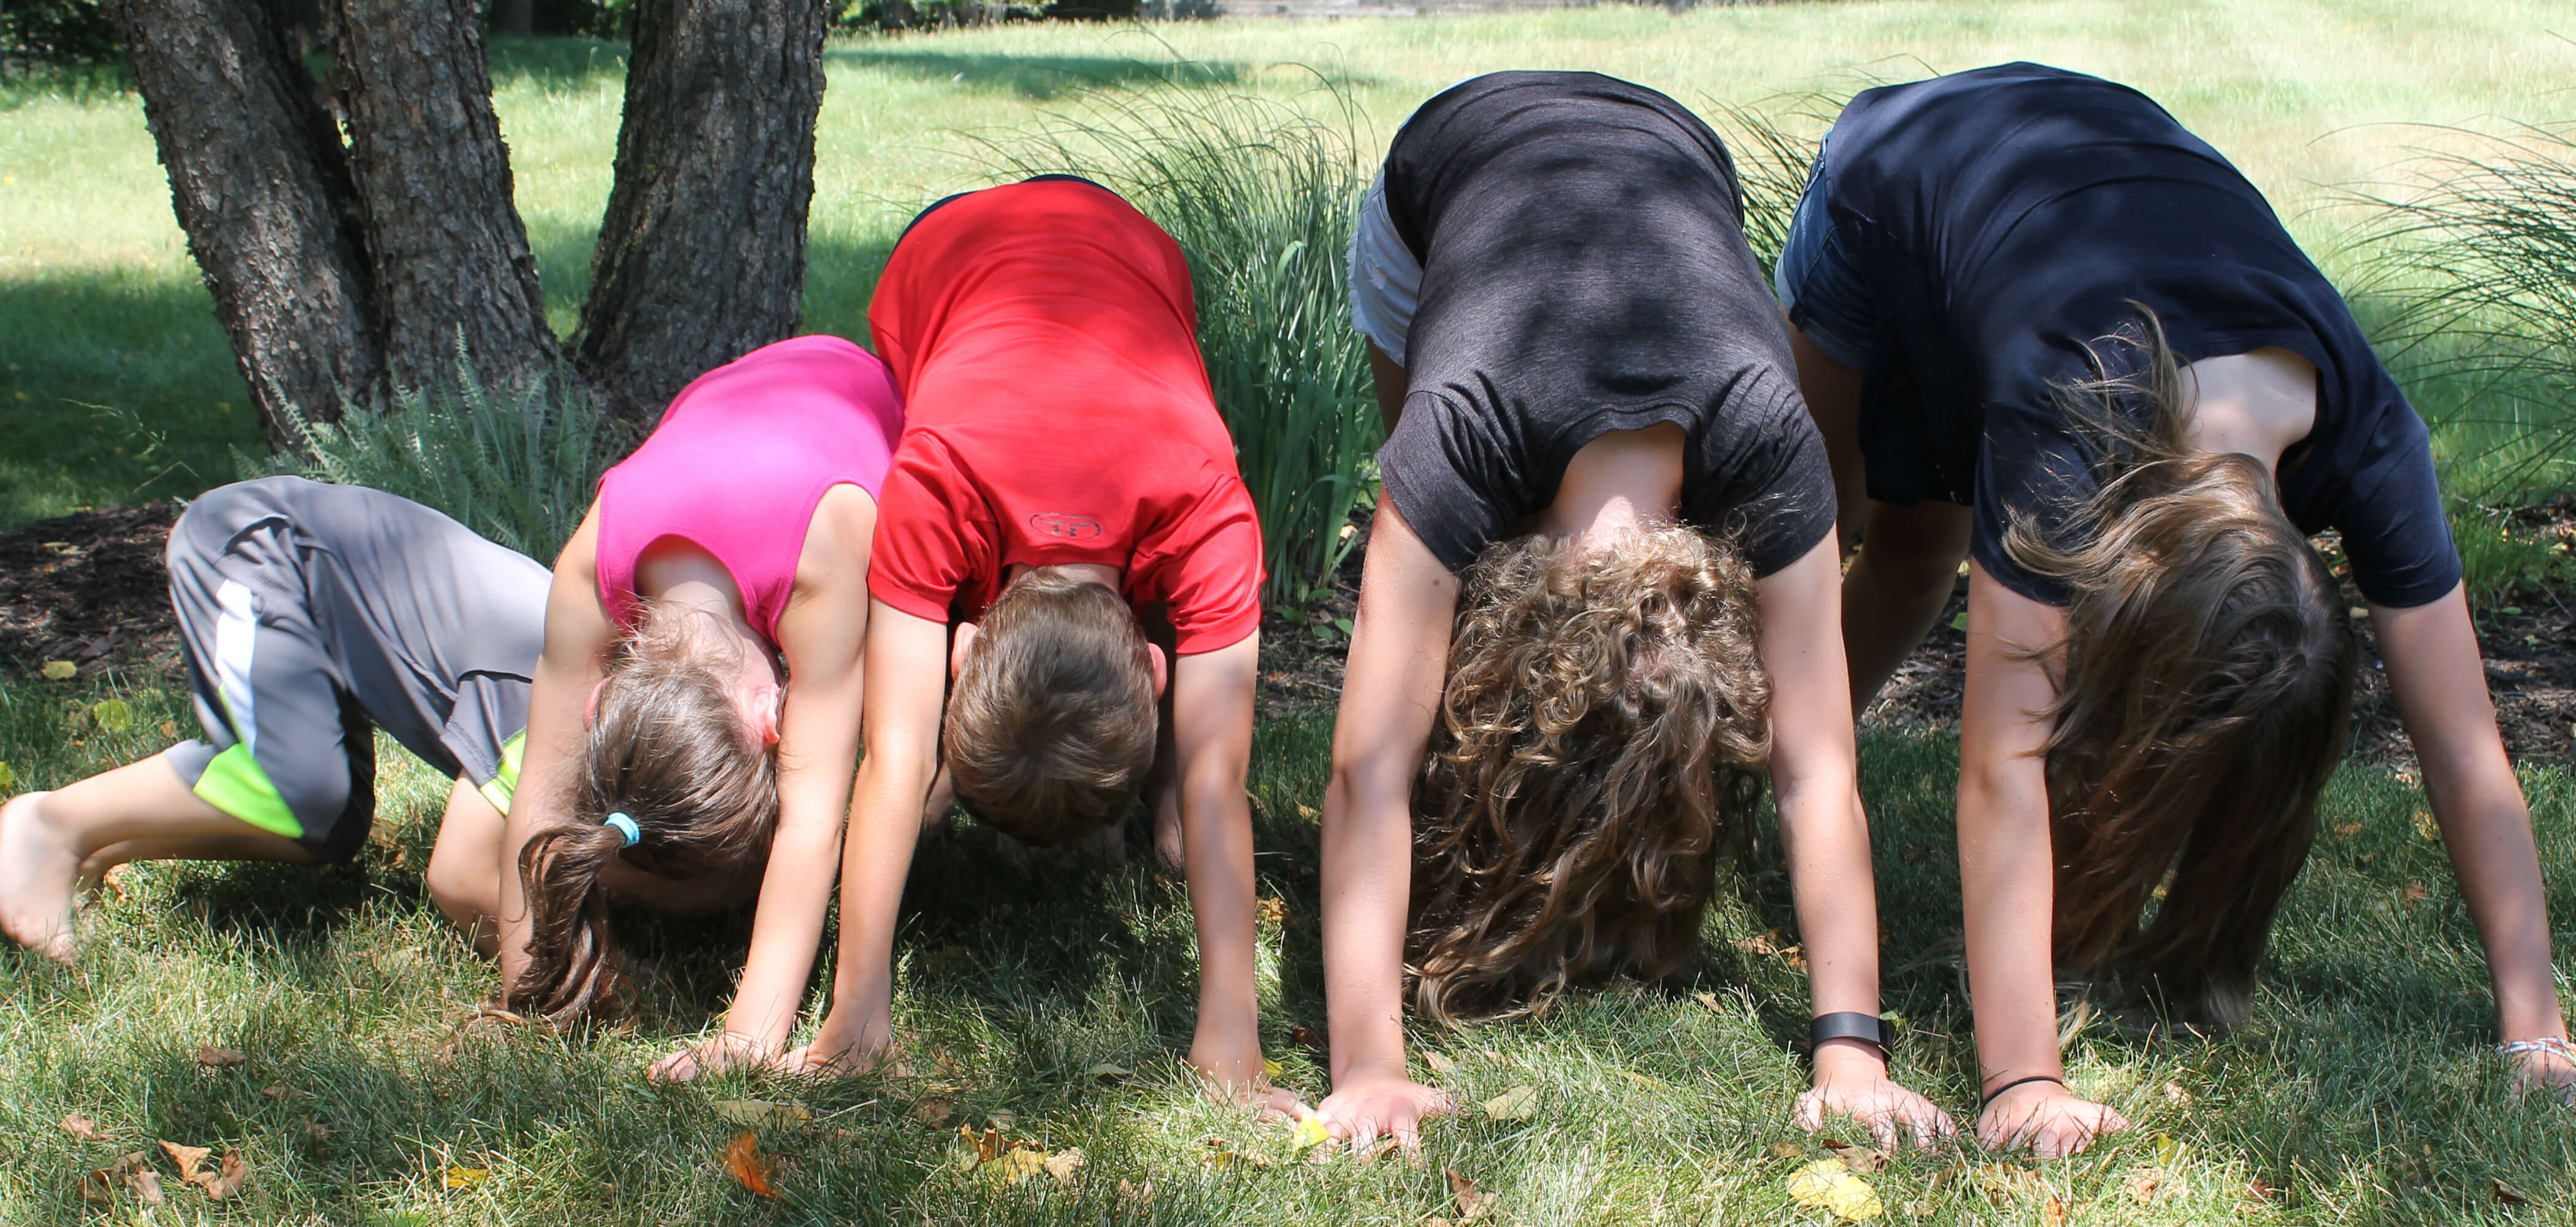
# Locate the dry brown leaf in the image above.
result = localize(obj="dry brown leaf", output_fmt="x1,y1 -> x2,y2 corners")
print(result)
58,1112 -> 106,1142
196,1045 -> 248,1067
724,1132 -> 780,1199
1781,945 -> 1807,971
1447,1169 -> 1497,1222
2043,1191 -> 2069,1226
2401,882 -> 2428,909
98,863 -> 130,904
913,1098 -> 956,1128
1694,990 -> 1725,1014
2123,1167 -> 2168,1202
194,1151 -> 248,1200
2412,809 -> 2440,842
159,1140 -> 210,1183
1117,1177 -> 1154,1202
99,1151 -> 164,1206
2243,1175 -> 2279,1204
1043,1148 -> 1086,1185
2161,1081 -> 2191,1106
984,1147 -> 1048,1185
159,720 -> 180,740
2334,821 -> 2363,842
1257,896 -> 1287,926
1480,1085 -> 1538,1120
1820,1137 -> 1888,1174
1288,1023 -> 1325,1052
1422,1050 -> 1456,1075
1766,1141 -> 1806,1160
2492,1179 -> 2530,1206
1737,930 -> 1781,956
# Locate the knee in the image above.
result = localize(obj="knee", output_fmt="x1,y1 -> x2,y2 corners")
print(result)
425,839 -> 499,928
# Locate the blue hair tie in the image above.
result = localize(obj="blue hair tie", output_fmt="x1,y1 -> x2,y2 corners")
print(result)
602,812 -> 641,848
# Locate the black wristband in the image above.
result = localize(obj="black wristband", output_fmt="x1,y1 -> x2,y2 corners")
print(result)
1980,1074 -> 2064,1107
1810,1012 -> 1895,1055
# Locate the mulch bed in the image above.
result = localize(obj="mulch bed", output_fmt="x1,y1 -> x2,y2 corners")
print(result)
5,498 -> 2569,770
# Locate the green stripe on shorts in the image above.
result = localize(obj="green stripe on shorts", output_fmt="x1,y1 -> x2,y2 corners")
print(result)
476,731 -> 527,815
191,742 -> 304,839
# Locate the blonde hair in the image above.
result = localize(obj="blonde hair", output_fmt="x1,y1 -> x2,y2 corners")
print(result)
1408,525 -> 1771,1023
2006,309 -> 2358,1031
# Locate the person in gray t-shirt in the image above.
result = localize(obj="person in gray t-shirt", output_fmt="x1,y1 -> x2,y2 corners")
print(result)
0,477 -> 548,961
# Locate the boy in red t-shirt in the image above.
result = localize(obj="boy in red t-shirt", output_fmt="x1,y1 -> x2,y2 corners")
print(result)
786,176 -> 1282,1103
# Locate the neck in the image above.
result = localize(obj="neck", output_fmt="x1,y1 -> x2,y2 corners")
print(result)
1005,561 -> 1124,593
2179,348 -> 2317,475
1539,422 -> 1686,548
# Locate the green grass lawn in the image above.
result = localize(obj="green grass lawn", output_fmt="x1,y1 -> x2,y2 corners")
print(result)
4,2 -> 2575,1223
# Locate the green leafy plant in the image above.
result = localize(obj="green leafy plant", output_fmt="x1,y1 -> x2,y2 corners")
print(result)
975,64 -> 1380,609
239,340 -> 620,563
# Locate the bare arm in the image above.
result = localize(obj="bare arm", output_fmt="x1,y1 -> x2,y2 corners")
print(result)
1957,561 -> 2129,1158
653,488 -> 876,1078
497,504 -> 619,993
1316,494 -> 1459,1144
1168,633 -> 1276,1099
2374,583 -> 2572,1085
1760,535 -> 1953,1147
788,600 -> 948,1072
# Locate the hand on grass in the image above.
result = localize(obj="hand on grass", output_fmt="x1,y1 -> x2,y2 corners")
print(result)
648,1030 -> 772,1083
1318,1064 -> 1454,1148
1797,1041 -> 1956,1150
1976,1079 -> 2128,1160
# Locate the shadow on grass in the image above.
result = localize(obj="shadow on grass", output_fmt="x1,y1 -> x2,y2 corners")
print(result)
485,34 -> 634,93
827,46 -> 1242,101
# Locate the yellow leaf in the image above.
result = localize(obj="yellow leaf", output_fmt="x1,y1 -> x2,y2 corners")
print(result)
1290,1114 -> 1332,1152
1787,1158 -> 1884,1222
92,699 -> 134,732
1479,1085 -> 1538,1120
2412,809 -> 2440,842
0,761 -> 15,789
711,1099 -> 810,1129
443,1166 -> 488,1190
2153,1133 -> 2182,1166
1263,1058 -> 1283,1080
42,660 -> 77,680
984,1147 -> 1047,1185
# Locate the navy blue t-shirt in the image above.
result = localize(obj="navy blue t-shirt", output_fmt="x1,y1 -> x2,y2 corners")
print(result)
1822,63 -> 2458,609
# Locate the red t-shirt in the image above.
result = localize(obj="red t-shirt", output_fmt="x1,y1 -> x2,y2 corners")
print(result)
866,177 -> 1263,655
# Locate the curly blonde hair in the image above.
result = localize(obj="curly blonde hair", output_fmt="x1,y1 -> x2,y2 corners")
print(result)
1407,525 -> 1771,1024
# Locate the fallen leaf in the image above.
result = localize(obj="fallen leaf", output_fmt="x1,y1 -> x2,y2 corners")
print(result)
159,1140 -> 210,1183
2153,1133 -> 2183,1166
1950,612 -> 1969,632
2124,1166 -> 2168,1202
2401,882 -> 2428,909
58,1112 -> 107,1141
959,1124 -> 1008,1165
261,1083 -> 309,1101
1288,1023 -> 1324,1052
1695,990 -> 1725,1014
1422,1050 -> 1456,1075
1781,945 -> 1807,971
1290,1114 -> 1332,1152
1043,1148 -> 1086,1185
158,720 -> 180,740
1788,1157 -> 1884,1221
711,1098 -> 810,1129
1766,1141 -> 1806,1160
2493,1178 -> 2530,1206
0,761 -> 14,790
1085,1062 -> 1133,1082
196,1045 -> 248,1067
1201,1136 -> 1274,1169
2333,821 -> 2363,842
1262,1057 -> 1283,1080
1820,1137 -> 1887,1174
96,863 -> 130,903
1117,1177 -> 1154,1202
2044,1191 -> 2068,1226
105,1151 -> 166,1204
2161,1080 -> 2191,1106
194,1152 -> 247,1199
1256,896 -> 1287,926
443,1165 -> 488,1190
1480,1084 -> 1538,1120
2243,1174 -> 2278,1204
1296,804 -> 1318,821
1447,1169 -> 1497,1222
724,1132 -> 780,1199
42,660 -> 77,680
92,698 -> 134,731
2412,809 -> 2440,842
913,1098 -> 956,1128
983,1147 -> 1047,1185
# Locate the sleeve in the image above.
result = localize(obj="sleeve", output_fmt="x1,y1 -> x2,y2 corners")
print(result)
865,439 -> 983,625
1138,474 -> 1265,655
2330,398 -> 2461,609
1376,393 -> 1520,574
1699,396 -> 1838,578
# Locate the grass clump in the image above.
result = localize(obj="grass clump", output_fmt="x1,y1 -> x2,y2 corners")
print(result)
239,345 -> 619,564
979,66 -> 1381,610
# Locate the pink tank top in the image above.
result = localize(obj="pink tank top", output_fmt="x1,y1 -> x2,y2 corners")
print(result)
594,335 -> 904,644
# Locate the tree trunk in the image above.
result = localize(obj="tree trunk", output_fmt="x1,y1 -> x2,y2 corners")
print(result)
575,0 -> 826,423
331,0 -> 558,396
110,0 -> 381,440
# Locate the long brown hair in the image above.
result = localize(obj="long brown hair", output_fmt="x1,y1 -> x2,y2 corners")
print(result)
1407,526 -> 1771,1024
506,604 -> 781,1025
2004,310 -> 2359,1031
944,569 -> 1159,847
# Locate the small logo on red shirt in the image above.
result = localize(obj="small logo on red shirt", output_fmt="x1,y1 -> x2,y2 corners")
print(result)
1030,513 -> 1104,541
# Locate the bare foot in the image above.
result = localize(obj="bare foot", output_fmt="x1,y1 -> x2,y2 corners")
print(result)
0,792 -> 82,961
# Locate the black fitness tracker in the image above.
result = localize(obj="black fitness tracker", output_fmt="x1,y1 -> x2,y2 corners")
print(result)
1810,1012 -> 1896,1054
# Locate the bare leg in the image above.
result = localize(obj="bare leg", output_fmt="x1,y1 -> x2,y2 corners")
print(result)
1,751 -> 315,960
1843,501 -> 1974,712
1367,342 -> 1408,437
1786,323 -> 1870,549
426,777 -> 505,955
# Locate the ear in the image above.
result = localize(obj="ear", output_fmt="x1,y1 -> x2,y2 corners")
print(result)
583,676 -> 609,722
750,689 -> 782,747
949,621 -> 979,680
1148,642 -> 1168,699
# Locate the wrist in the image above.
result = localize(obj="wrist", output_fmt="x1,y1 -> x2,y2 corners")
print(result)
1812,1037 -> 1888,1077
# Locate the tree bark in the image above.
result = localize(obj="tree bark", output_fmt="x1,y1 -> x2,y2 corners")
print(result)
110,0 -> 381,440
575,0 -> 826,423
331,0 -> 558,395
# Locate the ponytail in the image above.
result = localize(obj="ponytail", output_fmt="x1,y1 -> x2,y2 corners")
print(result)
505,603 -> 783,1025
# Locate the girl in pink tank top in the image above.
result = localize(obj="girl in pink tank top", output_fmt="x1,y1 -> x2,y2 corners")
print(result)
490,335 -> 902,1080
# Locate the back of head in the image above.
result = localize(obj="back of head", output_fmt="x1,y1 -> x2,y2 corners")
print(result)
507,604 -> 780,1025
1408,525 -> 1771,1025
2007,311 -> 2359,1029
944,569 -> 1158,847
